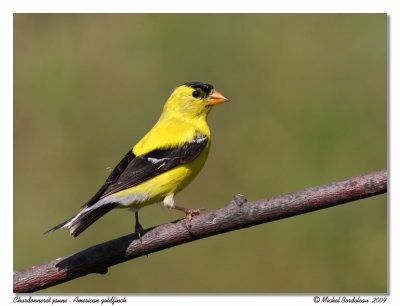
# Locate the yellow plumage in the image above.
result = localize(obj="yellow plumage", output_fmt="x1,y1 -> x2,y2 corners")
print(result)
47,81 -> 229,237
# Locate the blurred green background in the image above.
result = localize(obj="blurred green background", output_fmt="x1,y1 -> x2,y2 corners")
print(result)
13,14 -> 387,293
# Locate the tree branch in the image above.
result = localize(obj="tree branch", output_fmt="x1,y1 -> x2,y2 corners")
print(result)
13,169 -> 387,293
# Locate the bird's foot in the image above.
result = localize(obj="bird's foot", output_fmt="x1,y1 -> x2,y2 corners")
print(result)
134,222 -> 145,243
183,208 -> 204,230
135,220 -> 145,243
133,211 -> 146,243
168,202 -> 204,233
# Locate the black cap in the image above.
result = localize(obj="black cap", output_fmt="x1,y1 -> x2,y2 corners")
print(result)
184,82 -> 214,96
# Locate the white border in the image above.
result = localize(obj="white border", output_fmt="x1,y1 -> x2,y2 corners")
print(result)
2,1 -> 398,306
2,0 -> 397,13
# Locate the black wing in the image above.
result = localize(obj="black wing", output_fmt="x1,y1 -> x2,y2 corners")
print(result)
83,149 -> 136,207
84,134 -> 208,208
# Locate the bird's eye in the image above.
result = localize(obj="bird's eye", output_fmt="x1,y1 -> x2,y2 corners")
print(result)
192,90 -> 200,98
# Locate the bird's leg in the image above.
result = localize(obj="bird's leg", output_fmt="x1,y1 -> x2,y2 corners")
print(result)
134,210 -> 144,243
163,195 -> 204,230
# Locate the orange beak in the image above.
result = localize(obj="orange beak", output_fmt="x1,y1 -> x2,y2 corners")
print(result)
206,90 -> 230,106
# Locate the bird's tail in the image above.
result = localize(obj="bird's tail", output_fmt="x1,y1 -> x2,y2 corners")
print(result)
44,203 -> 118,238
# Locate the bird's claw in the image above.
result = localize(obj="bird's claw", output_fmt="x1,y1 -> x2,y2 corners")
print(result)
184,208 -> 204,230
135,222 -> 145,243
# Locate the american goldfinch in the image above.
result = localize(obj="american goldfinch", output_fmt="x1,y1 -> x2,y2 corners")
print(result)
46,82 -> 229,238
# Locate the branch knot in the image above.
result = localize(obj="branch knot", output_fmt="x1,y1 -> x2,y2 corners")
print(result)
231,194 -> 247,206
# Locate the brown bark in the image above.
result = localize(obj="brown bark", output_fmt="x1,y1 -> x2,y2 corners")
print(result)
13,169 -> 387,293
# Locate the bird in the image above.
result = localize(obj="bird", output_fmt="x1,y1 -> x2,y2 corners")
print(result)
45,81 -> 229,238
